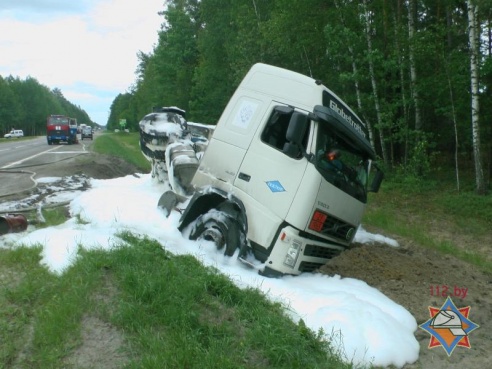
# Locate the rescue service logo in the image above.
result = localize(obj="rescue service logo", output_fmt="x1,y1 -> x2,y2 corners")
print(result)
419,296 -> 479,356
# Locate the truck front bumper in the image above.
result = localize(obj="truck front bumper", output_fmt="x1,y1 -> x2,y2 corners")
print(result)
260,226 -> 345,277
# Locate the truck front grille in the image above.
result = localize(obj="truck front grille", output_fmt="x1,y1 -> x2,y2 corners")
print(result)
49,130 -> 68,136
304,244 -> 343,259
299,261 -> 324,273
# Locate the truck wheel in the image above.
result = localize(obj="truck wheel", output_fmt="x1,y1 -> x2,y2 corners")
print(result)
189,213 -> 242,256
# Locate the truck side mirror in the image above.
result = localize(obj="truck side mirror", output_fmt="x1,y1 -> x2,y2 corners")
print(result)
283,142 -> 300,158
369,169 -> 384,193
283,112 -> 308,158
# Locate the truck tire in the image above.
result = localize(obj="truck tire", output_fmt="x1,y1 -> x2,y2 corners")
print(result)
189,212 -> 243,256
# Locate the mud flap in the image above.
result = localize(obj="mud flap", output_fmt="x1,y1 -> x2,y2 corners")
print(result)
238,255 -> 256,269
237,243 -> 256,269
157,191 -> 187,217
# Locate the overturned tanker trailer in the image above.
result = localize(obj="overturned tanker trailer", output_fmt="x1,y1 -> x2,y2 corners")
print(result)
138,106 -> 213,197
144,63 -> 384,277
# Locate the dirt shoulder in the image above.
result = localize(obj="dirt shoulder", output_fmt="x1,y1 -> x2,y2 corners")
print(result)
35,151 -> 144,180
319,228 -> 492,369
0,151 -> 144,205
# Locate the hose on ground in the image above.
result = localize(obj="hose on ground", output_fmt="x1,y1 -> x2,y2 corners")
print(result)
0,152 -> 87,199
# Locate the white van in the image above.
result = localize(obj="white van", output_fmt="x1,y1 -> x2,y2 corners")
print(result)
4,130 -> 24,138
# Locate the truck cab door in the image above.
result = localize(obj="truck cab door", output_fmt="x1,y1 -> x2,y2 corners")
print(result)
234,103 -> 311,224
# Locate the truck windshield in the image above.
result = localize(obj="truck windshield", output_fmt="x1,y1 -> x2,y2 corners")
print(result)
48,117 -> 69,125
315,123 -> 368,203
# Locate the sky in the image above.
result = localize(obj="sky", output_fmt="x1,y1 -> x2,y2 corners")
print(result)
1,172 -> 420,368
0,0 -> 164,126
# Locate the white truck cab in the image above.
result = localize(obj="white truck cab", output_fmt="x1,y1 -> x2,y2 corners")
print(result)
165,63 -> 383,276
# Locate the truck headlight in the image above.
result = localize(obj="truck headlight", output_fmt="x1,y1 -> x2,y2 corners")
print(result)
283,240 -> 301,268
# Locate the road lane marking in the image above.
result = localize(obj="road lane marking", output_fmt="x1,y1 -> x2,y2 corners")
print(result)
0,144 -> 32,151
46,151 -> 90,154
1,146 -> 61,169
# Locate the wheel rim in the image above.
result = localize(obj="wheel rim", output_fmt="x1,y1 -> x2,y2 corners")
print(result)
198,223 -> 226,249
189,211 -> 245,257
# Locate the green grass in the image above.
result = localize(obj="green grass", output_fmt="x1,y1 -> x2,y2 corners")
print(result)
92,132 -> 151,172
1,234 -> 355,368
363,173 -> 492,274
40,207 -> 69,227
0,136 -> 37,143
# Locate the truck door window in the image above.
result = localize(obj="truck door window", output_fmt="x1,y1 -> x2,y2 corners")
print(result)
261,107 -> 309,157
315,124 -> 368,203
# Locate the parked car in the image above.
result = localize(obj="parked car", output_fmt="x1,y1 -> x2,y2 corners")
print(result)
4,130 -> 24,138
81,126 -> 93,140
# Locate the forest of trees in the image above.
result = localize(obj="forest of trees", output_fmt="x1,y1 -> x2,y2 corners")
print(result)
79,1 -> 492,193
0,75 -> 93,136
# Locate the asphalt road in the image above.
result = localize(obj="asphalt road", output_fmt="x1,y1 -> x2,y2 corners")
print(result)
0,135 -> 93,198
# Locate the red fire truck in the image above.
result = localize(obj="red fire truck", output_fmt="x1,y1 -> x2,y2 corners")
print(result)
46,115 -> 77,145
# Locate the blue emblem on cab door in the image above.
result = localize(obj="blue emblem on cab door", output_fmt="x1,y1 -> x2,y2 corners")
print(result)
266,180 -> 285,193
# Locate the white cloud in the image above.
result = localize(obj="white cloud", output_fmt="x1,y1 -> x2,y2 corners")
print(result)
0,0 -> 88,14
0,0 -> 163,125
